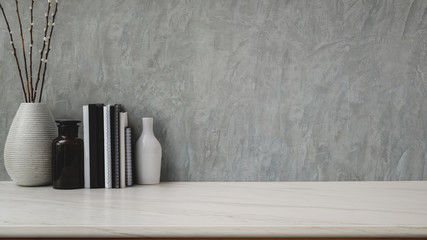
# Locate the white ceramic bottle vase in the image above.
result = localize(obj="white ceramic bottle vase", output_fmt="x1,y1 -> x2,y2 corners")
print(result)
135,117 -> 162,184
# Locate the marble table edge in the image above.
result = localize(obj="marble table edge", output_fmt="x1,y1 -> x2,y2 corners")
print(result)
1,225 -> 427,238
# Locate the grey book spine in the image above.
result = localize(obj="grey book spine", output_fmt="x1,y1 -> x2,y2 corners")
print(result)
82,105 -> 90,188
125,127 -> 133,187
119,112 -> 128,188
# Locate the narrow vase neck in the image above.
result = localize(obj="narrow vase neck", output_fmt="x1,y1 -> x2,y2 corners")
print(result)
143,118 -> 154,135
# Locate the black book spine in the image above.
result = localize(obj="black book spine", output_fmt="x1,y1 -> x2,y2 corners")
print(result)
113,104 -> 121,188
109,106 -> 115,188
88,104 -> 98,188
96,104 -> 105,188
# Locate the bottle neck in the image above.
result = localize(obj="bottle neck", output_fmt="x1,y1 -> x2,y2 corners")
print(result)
58,126 -> 78,139
143,118 -> 154,135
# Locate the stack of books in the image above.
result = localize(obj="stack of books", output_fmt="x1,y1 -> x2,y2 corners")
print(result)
82,104 -> 133,188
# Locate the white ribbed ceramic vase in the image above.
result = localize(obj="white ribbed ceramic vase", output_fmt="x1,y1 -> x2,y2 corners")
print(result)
4,103 -> 57,186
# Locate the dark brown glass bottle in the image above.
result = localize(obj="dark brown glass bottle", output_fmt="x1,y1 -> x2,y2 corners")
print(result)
52,120 -> 84,189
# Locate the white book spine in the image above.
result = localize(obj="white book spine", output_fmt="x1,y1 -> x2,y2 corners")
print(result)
103,105 -> 112,189
119,112 -> 128,188
83,105 -> 90,188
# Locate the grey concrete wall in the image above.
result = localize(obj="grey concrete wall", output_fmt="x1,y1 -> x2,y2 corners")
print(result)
1,0 -> 426,181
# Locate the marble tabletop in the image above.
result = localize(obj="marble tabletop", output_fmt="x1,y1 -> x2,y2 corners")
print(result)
0,181 -> 426,238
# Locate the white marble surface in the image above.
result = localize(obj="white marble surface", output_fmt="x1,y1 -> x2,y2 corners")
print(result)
0,181 -> 426,238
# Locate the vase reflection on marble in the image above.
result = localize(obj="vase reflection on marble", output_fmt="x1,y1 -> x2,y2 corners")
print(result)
135,117 -> 162,184
4,103 -> 57,186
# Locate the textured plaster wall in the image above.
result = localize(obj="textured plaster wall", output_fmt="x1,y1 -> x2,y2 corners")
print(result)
0,0 -> 426,181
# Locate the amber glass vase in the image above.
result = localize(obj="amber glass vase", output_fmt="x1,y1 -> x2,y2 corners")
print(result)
52,120 -> 84,189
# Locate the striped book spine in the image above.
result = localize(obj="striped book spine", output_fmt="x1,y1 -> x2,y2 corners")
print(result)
125,127 -> 133,187
103,105 -> 112,189
112,104 -> 121,188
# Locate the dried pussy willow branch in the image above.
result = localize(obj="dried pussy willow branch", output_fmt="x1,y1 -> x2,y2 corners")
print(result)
15,0 -> 31,102
39,0 -> 59,102
29,0 -> 34,100
33,0 -> 51,102
1,0 -> 59,103
0,3 -> 28,102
